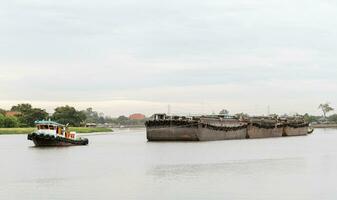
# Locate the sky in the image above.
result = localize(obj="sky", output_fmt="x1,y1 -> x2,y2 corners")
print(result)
1,0 -> 337,117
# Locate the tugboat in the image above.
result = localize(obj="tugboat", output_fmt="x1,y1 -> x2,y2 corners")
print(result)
27,120 -> 89,146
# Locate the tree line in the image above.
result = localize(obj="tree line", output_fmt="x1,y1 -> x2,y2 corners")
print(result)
305,103 -> 337,124
0,103 -> 147,128
2,102 -> 336,128
0,104 -> 84,128
82,108 -> 147,126
220,103 -> 337,124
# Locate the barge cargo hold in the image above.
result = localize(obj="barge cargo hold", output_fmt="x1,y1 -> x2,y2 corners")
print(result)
145,114 -> 312,142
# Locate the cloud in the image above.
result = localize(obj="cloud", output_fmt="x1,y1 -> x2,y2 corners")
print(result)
0,0 -> 336,115
1,78 -> 335,116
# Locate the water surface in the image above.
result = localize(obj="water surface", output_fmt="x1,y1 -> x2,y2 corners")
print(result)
1,128 -> 337,200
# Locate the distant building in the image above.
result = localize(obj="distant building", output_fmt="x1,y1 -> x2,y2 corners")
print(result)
129,113 -> 146,120
5,111 -> 21,117
85,123 -> 97,127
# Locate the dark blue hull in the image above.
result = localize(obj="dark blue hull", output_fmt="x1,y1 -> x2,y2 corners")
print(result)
27,133 -> 89,146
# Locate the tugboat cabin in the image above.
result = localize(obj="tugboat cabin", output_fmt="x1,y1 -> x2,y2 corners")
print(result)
35,120 -> 76,139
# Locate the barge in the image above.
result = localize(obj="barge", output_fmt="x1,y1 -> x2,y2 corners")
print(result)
145,114 -> 313,141
27,120 -> 89,146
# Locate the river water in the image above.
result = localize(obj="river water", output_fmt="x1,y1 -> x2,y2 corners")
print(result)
1,128 -> 337,200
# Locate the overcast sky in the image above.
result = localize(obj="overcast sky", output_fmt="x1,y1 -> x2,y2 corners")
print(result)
1,0 -> 336,116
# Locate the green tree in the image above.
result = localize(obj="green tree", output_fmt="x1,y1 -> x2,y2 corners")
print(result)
98,112 -> 106,124
235,113 -> 249,119
0,114 -> 5,127
318,103 -> 334,119
0,108 -> 6,115
11,103 -> 48,127
117,116 -> 129,125
0,114 -> 19,128
219,109 -> 229,115
328,114 -> 337,123
11,103 -> 33,115
52,105 -> 86,126
83,108 -> 101,123
303,113 -> 320,123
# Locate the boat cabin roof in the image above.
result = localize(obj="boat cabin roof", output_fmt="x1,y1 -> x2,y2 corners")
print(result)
35,120 -> 64,127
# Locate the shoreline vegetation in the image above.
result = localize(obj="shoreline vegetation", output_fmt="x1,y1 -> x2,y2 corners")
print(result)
0,104 -> 147,129
0,127 -> 112,135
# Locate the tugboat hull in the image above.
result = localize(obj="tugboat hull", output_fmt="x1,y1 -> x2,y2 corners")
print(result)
28,133 -> 89,146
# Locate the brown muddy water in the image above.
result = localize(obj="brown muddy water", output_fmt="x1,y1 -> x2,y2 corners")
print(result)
1,128 -> 337,200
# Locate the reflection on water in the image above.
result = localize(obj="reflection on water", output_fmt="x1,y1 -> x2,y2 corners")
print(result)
1,128 -> 337,200
149,157 -> 307,178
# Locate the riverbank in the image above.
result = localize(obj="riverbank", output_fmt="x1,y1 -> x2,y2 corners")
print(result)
112,125 -> 145,128
0,127 -> 112,135
312,124 -> 337,128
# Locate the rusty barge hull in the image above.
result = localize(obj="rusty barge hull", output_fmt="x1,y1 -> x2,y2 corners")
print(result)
146,127 -> 199,141
146,116 -> 311,142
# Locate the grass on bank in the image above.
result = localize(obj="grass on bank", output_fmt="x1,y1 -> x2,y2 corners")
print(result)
0,127 -> 112,135
69,127 -> 112,133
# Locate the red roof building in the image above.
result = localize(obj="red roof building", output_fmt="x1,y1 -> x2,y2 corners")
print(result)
5,111 -> 21,117
129,113 -> 146,120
